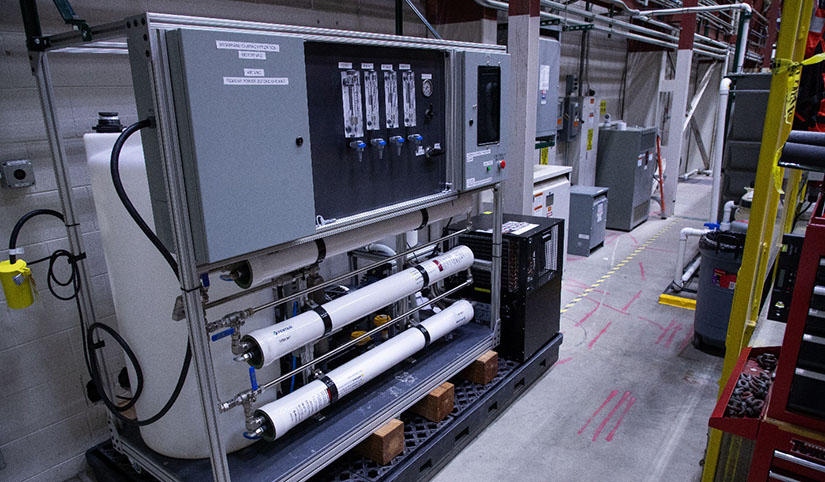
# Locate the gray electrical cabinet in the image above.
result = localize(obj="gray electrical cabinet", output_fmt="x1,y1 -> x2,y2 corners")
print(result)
129,27 -> 510,265
568,186 -> 609,256
460,51 -> 510,191
536,38 -> 560,139
165,29 -> 317,264
595,126 -> 657,231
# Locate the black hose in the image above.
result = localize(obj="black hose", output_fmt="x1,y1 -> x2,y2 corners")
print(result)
110,118 -> 179,276
101,119 -> 192,425
87,323 -> 193,426
8,209 -> 64,264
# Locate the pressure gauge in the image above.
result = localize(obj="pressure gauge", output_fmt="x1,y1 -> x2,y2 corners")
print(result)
422,78 -> 433,98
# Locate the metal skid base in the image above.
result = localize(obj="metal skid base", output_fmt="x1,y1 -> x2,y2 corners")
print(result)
313,333 -> 563,482
90,332 -> 561,482
102,323 -> 494,482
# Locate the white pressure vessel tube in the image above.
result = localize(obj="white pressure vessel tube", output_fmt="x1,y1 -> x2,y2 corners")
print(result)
228,195 -> 474,289
242,245 -> 474,368
254,300 -> 475,441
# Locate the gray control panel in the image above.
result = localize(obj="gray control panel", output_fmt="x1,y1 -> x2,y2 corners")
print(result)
165,29 -> 317,264
460,51 -> 509,191
128,23 -> 509,265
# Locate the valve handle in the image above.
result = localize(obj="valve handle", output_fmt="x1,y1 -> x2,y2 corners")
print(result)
249,366 -> 258,391
210,327 -> 235,342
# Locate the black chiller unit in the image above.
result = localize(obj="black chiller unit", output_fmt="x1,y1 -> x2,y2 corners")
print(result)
449,213 -> 564,362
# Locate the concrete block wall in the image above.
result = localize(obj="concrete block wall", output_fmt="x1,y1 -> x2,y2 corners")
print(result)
0,1 -> 424,481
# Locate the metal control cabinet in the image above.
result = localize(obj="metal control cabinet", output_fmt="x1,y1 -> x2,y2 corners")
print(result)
164,29 -> 318,264
130,28 -> 510,264
460,51 -> 510,191
595,126 -> 657,231
535,38 -> 560,138
568,186 -> 608,256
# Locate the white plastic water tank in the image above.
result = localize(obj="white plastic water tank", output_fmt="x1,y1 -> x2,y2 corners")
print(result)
84,130 -> 280,458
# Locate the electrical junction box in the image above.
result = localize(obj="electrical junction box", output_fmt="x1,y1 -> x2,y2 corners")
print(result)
129,26 -> 509,264
559,96 -> 581,142
536,38 -> 560,139
0,159 -> 34,188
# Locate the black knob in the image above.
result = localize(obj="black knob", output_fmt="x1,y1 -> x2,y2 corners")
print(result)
296,136 -> 304,146
425,146 -> 445,159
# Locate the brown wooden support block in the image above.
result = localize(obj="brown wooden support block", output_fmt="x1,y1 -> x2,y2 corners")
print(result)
355,418 -> 404,465
461,350 -> 499,385
409,382 -> 454,422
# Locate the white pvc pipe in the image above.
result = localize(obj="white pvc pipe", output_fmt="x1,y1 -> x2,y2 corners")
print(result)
242,246 -> 474,368
720,200 -> 737,231
642,3 -> 752,17
365,243 -> 397,257
682,257 -> 702,284
229,195 -> 473,288
710,78 -> 732,224
254,300 -> 475,440
674,227 -> 710,290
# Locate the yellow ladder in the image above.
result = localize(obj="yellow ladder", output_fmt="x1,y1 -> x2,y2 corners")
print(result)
701,1 -> 813,480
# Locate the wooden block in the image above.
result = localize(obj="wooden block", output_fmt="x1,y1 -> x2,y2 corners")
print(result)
409,382 -> 454,422
461,350 -> 498,385
355,419 -> 404,465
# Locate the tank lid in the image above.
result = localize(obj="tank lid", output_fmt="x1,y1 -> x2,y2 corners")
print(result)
92,112 -> 123,133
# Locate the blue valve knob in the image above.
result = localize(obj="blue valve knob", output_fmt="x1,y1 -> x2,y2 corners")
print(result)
407,134 -> 423,148
211,327 -> 235,342
370,138 -> 387,160
348,140 -> 367,162
389,136 -> 405,156
703,222 -> 720,231
249,366 -> 258,391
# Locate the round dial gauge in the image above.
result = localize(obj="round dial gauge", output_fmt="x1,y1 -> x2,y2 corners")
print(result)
422,78 -> 433,98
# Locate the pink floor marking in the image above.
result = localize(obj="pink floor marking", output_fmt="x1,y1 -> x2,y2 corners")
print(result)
605,396 -> 636,442
593,391 -> 631,442
578,390 -> 619,435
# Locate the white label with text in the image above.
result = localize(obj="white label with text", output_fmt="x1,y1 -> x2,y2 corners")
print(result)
223,77 -> 289,86
238,51 -> 266,60
217,40 -> 279,52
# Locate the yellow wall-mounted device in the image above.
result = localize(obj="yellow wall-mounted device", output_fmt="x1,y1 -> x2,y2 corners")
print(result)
0,259 -> 34,309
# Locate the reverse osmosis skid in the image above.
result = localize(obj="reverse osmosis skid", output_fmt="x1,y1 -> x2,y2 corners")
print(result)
1,10 -> 517,482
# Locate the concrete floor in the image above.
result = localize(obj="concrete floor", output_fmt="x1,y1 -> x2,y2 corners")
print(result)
433,177 -> 724,482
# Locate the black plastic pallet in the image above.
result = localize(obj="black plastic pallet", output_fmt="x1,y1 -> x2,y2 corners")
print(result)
313,333 -> 563,482
86,333 -> 562,482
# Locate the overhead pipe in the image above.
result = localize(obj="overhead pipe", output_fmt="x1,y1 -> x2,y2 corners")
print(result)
641,2 -> 752,71
641,3 -> 753,17
240,245 -> 474,368
251,300 -> 475,441
540,0 -> 730,55
225,194 -> 473,289
709,77 -> 731,224
475,0 -> 727,58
